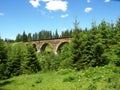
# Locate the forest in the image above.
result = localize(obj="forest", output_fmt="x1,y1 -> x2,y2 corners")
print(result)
0,18 -> 120,89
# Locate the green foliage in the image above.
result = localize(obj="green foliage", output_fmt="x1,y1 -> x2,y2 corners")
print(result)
91,43 -> 108,66
70,18 -> 120,70
114,43 -> 120,66
0,65 -> 120,90
88,83 -> 97,90
15,34 -> 22,42
0,42 -> 41,79
21,44 -> 40,74
22,31 -> 28,42
15,30 -> 72,42
41,44 -> 53,53
7,43 -> 26,76
71,30 -> 90,70
27,33 -> 32,42
38,53 -> 60,71
0,39 -> 7,64
53,29 -> 59,38
57,69 -> 75,75
63,75 -> 76,82
60,58 -> 73,69
114,58 -> 120,66
49,54 -> 61,71
59,43 -> 73,69
1,17 -> 120,81
61,29 -> 72,38
0,39 -> 8,79
35,77 -> 42,84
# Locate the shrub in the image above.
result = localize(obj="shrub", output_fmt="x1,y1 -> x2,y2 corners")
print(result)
63,75 -> 76,82
114,58 -> 120,66
35,77 -> 42,84
60,58 -> 73,69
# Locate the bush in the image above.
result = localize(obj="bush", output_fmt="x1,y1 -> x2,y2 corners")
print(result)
60,58 -> 73,69
63,75 -> 76,82
114,58 -> 120,66
38,53 -> 61,72
35,77 -> 42,84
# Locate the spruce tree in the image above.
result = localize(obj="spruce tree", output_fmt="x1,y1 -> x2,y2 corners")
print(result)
22,45 -> 40,74
0,39 -> 8,79
7,43 -> 26,76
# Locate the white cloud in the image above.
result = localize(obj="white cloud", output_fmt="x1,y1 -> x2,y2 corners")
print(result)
45,0 -> 68,11
29,0 -> 40,8
0,13 -> 4,16
42,0 -> 51,2
87,0 -> 91,3
60,13 -> 69,18
29,0 -> 68,12
84,7 -> 92,13
104,0 -> 110,2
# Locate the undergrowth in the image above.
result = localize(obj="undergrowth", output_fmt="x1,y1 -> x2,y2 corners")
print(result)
0,65 -> 120,90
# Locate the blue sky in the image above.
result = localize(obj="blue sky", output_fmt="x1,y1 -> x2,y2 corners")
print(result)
0,0 -> 120,40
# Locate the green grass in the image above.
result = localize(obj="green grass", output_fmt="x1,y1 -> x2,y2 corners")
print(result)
0,65 -> 120,90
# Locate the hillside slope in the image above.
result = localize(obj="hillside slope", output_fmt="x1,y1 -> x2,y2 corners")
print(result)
0,65 -> 120,90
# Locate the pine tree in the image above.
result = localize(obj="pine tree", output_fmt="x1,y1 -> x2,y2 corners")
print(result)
7,43 -> 26,76
16,34 -> 22,42
21,45 -> 40,74
54,30 -> 59,38
28,33 -> 32,42
0,39 -> 8,79
22,31 -> 28,42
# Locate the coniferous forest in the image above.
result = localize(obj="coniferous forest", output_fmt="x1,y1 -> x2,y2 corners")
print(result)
0,18 -> 120,89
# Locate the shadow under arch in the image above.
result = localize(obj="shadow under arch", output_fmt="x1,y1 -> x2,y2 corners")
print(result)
56,42 -> 69,53
32,43 -> 37,51
40,43 -> 53,53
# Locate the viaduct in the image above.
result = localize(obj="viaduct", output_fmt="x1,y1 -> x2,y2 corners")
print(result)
26,38 -> 72,54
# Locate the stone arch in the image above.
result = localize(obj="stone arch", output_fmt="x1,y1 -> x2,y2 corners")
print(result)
40,43 -> 53,53
56,42 -> 69,53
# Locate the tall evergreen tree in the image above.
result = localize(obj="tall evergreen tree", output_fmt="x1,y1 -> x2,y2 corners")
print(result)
73,17 -> 80,30
115,18 -> 120,42
16,33 -> 22,42
28,33 -> 32,42
21,45 -> 40,74
7,43 -> 26,77
22,31 -> 28,42
71,30 -> 89,70
0,39 -> 8,79
54,30 -> 59,38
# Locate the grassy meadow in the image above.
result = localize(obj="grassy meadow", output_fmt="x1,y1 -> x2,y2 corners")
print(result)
0,65 -> 120,90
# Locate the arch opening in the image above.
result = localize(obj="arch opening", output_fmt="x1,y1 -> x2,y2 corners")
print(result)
32,44 -> 37,51
40,43 -> 53,54
57,42 -> 69,53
